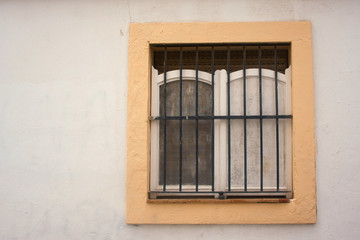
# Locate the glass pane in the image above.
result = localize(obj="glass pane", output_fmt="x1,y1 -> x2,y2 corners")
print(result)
263,119 -> 277,189
262,74 -> 287,115
230,119 -> 244,188
159,80 -> 212,186
246,119 -> 261,190
229,72 -> 291,191
246,75 -> 260,116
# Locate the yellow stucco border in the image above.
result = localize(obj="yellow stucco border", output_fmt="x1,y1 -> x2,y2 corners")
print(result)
126,22 -> 316,224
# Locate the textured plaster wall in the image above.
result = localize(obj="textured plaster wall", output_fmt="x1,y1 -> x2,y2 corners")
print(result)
0,0 -> 359,239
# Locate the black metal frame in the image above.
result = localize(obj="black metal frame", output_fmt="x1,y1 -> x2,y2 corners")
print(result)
151,43 -> 292,199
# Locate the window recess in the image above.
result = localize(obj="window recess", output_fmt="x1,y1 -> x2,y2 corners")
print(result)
150,44 -> 292,200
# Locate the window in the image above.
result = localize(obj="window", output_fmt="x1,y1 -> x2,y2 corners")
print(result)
127,22 -> 316,224
150,45 -> 292,199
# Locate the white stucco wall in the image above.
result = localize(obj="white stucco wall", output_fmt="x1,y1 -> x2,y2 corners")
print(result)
0,0 -> 359,239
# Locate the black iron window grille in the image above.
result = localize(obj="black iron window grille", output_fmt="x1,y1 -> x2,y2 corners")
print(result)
150,44 -> 292,199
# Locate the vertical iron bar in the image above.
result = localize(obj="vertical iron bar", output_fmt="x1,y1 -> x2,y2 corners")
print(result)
163,47 -> 167,191
259,45 -> 263,192
275,44 -> 280,191
227,46 -> 231,191
179,47 -> 183,191
195,46 -> 199,191
243,45 -> 247,192
211,46 -> 215,192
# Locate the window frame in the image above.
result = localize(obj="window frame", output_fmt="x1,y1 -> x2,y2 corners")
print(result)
127,22 -> 316,224
150,66 -> 292,198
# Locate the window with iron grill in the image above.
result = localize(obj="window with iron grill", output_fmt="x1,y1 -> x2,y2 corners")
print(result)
150,44 -> 292,199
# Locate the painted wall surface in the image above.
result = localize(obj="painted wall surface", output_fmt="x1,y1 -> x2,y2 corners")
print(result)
0,0 -> 359,239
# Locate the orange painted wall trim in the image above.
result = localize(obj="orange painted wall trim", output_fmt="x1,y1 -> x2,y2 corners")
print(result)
126,22 -> 316,224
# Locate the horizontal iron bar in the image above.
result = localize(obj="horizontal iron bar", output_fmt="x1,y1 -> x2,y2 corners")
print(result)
150,190 -> 291,194
149,191 -> 292,199
151,43 -> 291,47
151,115 -> 292,120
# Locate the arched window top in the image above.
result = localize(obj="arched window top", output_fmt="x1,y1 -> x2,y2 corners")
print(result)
229,68 -> 287,83
156,68 -> 212,85
155,67 -> 288,86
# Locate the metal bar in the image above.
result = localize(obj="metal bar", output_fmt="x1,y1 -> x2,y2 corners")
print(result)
150,190 -> 291,194
153,115 -> 292,120
243,45 -> 247,192
163,47 -> 167,191
179,47 -> 183,192
211,46 -> 215,192
151,43 -> 291,47
259,45 -> 263,191
195,46 -> 199,191
275,44 -> 280,191
227,46 -> 231,191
